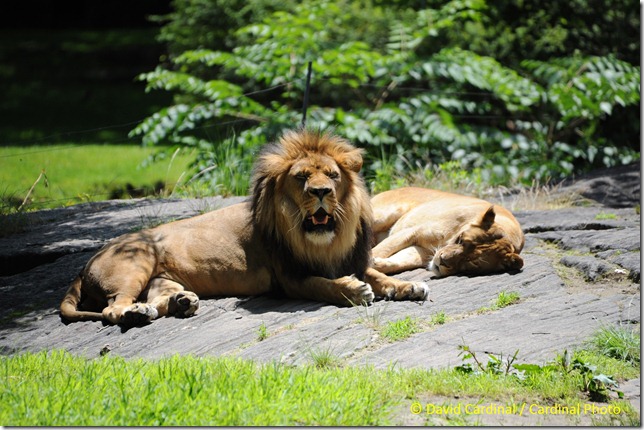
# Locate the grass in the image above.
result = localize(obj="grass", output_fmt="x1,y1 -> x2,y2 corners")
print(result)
257,322 -> 269,341
586,324 -> 640,365
0,144 -> 195,211
477,291 -> 521,313
495,291 -> 520,308
380,316 -> 420,342
429,311 -> 448,326
0,345 -> 639,426
307,346 -> 343,369
595,212 -> 618,220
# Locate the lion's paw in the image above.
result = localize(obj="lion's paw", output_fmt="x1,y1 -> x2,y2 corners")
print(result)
173,291 -> 199,318
343,276 -> 375,306
121,303 -> 158,326
410,281 -> 429,301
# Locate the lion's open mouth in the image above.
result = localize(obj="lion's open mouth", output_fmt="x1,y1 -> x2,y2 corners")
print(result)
303,208 -> 335,233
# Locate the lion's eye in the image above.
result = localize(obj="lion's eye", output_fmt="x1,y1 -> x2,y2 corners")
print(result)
455,234 -> 463,244
327,171 -> 339,179
294,173 -> 309,181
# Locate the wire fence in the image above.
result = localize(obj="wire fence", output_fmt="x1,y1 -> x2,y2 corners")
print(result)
2,77 -> 520,209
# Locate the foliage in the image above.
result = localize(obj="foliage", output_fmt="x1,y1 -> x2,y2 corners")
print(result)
132,0 -> 640,192
429,0 -> 639,66
455,344 -> 520,376
455,340 -> 637,403
152,0 -> 297,57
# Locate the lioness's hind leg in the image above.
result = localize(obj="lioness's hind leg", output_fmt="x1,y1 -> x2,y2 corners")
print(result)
365,268 -> 429,302
144,278 -> 199,319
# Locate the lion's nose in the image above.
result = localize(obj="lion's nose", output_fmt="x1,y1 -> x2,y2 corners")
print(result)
308,187 -> 331,200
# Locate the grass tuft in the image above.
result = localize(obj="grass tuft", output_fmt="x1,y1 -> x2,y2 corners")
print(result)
429,311 -> 448,326
257,322 -> 269,341
380,316 -> 420,342
477,291 -> 521,314
495,291 -> 520,308
587,324 -> 640,365
307,346 -> 343,369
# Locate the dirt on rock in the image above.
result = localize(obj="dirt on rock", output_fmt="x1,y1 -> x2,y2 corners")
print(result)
0,163 -> 640,425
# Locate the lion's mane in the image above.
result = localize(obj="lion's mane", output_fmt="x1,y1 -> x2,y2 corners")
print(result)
250,129 -> 373,279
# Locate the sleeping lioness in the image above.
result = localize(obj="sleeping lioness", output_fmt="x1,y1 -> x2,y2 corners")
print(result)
371,187 -> 525,277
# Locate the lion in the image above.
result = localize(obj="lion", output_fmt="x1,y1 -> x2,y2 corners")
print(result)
60,129 -> 429,326
371,187 -> 525,277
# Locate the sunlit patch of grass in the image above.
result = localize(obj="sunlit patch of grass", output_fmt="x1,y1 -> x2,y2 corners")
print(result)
380,316 -> 420,342
0,144 -> 194,211
1,343 -> 639,426
586,324 -> 640,365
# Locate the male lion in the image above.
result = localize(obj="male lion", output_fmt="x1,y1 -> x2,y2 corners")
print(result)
61,130 -> 428,326
371,187 -> 525,277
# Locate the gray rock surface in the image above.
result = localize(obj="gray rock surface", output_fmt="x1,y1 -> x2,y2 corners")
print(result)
0,163 -> 640,421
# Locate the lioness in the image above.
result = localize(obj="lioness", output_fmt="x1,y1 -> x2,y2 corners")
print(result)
371,187 -> 524,277
61,130 -> 428,326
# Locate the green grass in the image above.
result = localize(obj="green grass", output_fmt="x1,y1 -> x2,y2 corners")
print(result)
257,322 -> 269,341
429,311 -> 448,326
0,347 -> 639,426
380,316 -> 420,342
477,291 -> 521,313
495,291 -> 520,308
587,324 -> 640,365
307,346 -> 343,369
595,212 -> 618,220
0,144 -> 195,211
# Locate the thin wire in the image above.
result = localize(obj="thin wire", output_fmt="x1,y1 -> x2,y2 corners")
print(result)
2,77 -> 517,160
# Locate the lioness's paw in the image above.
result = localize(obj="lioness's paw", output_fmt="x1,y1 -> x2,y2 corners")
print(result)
173,291 -> 199,318
410,281 -> 429,301
121,303 -> 158,326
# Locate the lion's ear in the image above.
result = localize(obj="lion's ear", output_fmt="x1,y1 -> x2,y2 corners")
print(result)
479,205 -> 496,230
337,149 -> 364,173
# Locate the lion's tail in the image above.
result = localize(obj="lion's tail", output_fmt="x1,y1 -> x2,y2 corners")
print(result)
60,276 -> 104,322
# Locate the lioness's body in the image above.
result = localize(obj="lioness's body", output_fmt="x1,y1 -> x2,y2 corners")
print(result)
371,187 -> 524,277
61,130 -> 428,326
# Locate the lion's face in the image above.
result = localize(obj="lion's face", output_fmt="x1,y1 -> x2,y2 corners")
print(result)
286,154 -> 345,245
429,208 -> 524,277
251,129 -> 372,269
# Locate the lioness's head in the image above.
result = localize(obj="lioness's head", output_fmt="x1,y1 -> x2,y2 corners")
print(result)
251,129 -> 372,268
429,206 -> 524,277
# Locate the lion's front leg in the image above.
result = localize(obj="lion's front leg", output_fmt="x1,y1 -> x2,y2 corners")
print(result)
365,267 -> 429,302
280,275 -> 375,306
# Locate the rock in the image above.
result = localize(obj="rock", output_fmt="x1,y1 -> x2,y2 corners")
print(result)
0,167 -> 640,380
559,255 -> 613,281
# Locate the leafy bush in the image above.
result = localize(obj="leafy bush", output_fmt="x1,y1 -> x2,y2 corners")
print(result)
132,0 -> 640,193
